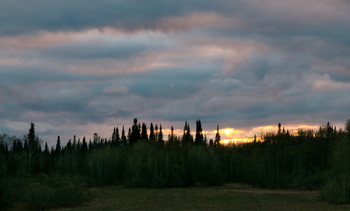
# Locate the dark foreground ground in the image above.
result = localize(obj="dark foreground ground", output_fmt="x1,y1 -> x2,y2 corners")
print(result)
51,184 -> 350,211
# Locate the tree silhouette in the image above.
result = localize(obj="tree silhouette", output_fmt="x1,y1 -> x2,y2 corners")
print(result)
81,137 -> 88,152
214,125 -> 220,146
129,118 -> 140,145
158,124 -> 164,145
26,123 -> 41,174
182,121 -> 193,144
121,126 -> 127,145
155,124 -> 159,141
195,120 -> 204,145
169,126 -> 175,143
346,119 -> 350,142
55,136 -> 61,154
278,122 -> 282,134
28,123 -> 39,151
141,123 -> 148,140
149,123 -> 155,141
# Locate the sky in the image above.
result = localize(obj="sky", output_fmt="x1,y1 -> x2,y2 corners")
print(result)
1,0 -> 350,145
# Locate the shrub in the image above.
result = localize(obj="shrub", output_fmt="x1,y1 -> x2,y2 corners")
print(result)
0,181 -> 11,210
23,181 -> 89,210
0,175 -> 90,210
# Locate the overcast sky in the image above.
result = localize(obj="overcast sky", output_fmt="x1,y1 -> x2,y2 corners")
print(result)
1,0 -> 350,144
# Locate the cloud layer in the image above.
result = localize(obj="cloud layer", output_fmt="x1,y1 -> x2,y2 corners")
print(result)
1,0 -> 350,144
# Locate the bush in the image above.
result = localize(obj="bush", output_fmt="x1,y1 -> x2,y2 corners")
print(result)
0,181 -> 11,210
322,178 -> 349,204
0,175 -> 90,210
25,175 -> 90,210
23,182 -> 89,210
323,137 -> 350,203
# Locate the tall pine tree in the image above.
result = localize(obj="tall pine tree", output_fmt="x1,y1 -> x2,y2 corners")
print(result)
215,125 -> 221,146
141,123 -> 148,140
195,120 -> 204,145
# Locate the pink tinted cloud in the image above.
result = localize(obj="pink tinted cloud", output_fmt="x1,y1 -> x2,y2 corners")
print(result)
157,12 -> 242,32
0,28 -> 125,50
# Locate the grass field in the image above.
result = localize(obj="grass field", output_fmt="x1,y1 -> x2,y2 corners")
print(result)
54,184 -> 350,211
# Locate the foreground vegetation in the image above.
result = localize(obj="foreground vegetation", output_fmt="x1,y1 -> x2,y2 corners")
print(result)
0,175 -> 90,210
1,119 -> 350,209
57,184 -> 350,211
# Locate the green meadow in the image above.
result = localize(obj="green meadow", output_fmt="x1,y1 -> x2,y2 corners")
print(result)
55,184 -> 349,211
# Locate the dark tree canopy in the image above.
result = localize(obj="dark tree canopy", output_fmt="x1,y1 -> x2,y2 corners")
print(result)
215,125 -> 220,146
195,120 -> 204,145
149,123 -> 155,141
141,123 -> 148,140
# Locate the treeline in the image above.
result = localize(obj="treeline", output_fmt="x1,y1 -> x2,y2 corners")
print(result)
1,119 -> 350,207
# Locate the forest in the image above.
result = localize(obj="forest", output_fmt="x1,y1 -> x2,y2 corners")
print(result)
1,118 -> 350,209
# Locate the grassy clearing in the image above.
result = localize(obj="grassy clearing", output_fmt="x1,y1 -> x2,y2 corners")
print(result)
55,184 -> 350,211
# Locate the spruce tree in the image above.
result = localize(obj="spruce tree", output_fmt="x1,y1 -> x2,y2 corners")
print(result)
88,140 -> 93,150
121,126 -> 127,145
28,122 -> 39,151
112,127 -> 117,146
130,118 -> 140,145
141,123 -> 148,140
55,136 -> 61,154
195,120 -> 204,145
27,123 -> 41,174
44,142 -> 49,155
182,121 -> 193,144
149,123 -> 155,141
158,124 -> 164,145
346,119 -> 350,142
155,124 -> 159,141
278,123 -> 282,134
115,127 -> 120,143
214,125 -> 221,146
169,126 -> 175,143
81,137 -> 88,152
127,128 -> 132,144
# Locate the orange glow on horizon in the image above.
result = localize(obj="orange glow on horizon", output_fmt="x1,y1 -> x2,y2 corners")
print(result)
220,137 -> 256,145
156,124 -> 323,144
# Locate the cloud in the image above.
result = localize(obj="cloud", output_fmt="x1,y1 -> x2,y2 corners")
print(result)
1,0 -> 350,145
103,84 -> 128,94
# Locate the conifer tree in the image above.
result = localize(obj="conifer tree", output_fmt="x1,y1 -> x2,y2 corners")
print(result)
112,127 -> 117,146
88,140 -> 93,150
127,128 -> 132,144
26,123 -> 41,174
169,126 -> 175,143
73,135 -> 77,149
66,139 -> 72,151
141,123 -> 148,140
155,124 -> 159,141
215,125 -> 221,146
149,123 -> 155,141
130,118 -> 140,145
195,120 -> 204,145
158,124 -> 164,145
81,137 -> 88,152
115,127 -> 120,143
111,127 -> 120,147
44,142 -> 49,155
346,119 -> 350,142
278,123 -> 282,134
28,123 -> 39,151
55,136 -> 61,154
121,126 -> 127,145
182,121 -> 193,144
